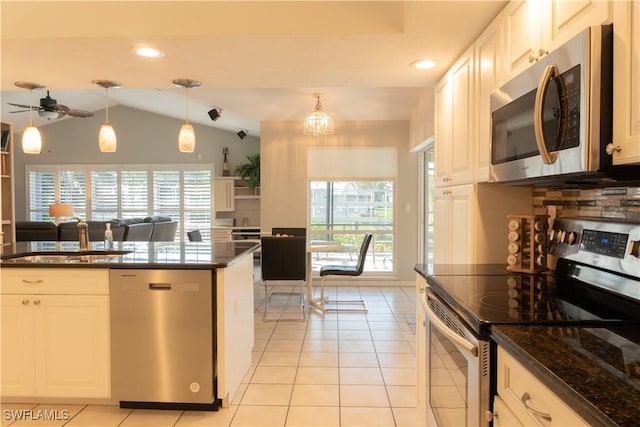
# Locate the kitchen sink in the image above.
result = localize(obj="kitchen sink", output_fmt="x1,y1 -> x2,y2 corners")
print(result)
2,250 -> 131,263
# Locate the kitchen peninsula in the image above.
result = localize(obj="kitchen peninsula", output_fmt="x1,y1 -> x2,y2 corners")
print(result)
1,240 -> 258,410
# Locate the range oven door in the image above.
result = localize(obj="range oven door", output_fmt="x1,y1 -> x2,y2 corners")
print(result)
425,289 -> 490,427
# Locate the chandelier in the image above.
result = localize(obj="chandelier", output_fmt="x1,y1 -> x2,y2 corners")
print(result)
304,92 -> 334,136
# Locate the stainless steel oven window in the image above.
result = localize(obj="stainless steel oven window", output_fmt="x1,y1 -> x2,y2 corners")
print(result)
429,327 -> 468,426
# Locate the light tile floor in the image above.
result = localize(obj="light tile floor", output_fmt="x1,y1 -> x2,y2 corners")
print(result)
1,277 -> 425,427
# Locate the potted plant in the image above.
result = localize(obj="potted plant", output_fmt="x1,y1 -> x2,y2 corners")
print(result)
234,153 -> 260,189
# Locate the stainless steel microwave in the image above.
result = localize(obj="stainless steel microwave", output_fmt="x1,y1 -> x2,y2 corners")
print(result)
489,24 -> 613,185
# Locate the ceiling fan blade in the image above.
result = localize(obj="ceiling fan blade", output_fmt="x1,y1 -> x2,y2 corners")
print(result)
9,109 -> 32,113
51,103 -> 70,112
65,109 -> 94,118
7,102 -> 39,109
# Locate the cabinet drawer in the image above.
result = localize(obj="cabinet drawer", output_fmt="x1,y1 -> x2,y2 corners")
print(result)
1,268 -> 109,295
497,347 -> 587,426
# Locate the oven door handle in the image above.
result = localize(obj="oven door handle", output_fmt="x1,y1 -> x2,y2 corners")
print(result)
425,302 -> 478,357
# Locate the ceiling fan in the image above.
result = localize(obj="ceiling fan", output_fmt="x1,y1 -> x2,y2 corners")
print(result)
8,81 -> 94,119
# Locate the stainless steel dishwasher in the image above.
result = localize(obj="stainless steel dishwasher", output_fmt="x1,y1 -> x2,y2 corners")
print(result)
110,269 -> 218,410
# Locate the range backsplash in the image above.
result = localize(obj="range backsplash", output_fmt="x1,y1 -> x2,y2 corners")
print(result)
533,186 -> 640,221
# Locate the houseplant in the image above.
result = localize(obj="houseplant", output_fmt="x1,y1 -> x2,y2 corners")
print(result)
234,153 -> 260,189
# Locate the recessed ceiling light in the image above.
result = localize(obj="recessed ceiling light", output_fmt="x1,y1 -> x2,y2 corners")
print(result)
411,59 -> 437,70
132,45 -> 164,58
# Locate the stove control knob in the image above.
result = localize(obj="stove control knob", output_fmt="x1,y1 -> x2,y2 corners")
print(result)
508,220 -> 520,231
534,232 -> 546,244
508,231 -> 520,242
566,231 -> 577,245
534,220 -> 546,232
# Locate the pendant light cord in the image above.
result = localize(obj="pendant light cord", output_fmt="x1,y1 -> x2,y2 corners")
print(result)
185,87 -> 190,124
28,89 -> 34,126
104,87 -> 110,124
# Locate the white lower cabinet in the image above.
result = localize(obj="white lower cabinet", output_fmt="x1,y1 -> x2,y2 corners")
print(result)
493,395 -> 526,427
1,269 -> 110,398
494,346 -> 588,426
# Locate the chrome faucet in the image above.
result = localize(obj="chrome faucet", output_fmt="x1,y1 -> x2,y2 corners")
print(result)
73,216 -> 89,251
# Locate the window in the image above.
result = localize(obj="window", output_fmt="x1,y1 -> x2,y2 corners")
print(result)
309,180 -> 394,273
26,164 -> 214,241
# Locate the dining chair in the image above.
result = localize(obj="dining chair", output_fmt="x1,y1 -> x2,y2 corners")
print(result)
260,236 -> 307,321
313,233 -> 373,313
271,227 -> 307,237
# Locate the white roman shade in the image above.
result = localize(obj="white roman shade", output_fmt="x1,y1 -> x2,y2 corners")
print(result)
306,147 -> 397,180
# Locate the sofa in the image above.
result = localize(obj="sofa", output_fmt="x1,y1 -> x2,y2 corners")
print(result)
16,216 -> 178,242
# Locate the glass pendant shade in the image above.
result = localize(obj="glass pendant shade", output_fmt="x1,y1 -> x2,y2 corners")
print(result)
99,123 -> 117,152
22,126 -> 42,154
179,123 -> 195,153
15,82 -> 46,154
304,93 -> 334,136
92,80 -> 121,153
172,79 -> 201,153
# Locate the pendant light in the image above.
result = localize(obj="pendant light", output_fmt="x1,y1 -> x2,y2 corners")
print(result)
92,80 -> 121,153
304,92 -> 334,136
15,82 -> 45,154
173,78 -> 201,153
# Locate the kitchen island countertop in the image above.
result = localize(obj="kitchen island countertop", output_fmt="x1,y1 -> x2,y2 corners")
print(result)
1,241 -> 259,269
492,325 -> 640,427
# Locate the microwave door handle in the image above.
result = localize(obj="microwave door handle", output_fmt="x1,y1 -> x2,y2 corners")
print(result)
425,302 -> 478,357
534,64 -> 559,164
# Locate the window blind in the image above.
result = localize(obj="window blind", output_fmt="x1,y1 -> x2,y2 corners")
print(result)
307,147 -> 397,180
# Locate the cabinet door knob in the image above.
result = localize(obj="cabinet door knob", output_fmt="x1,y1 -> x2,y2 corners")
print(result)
606,143 -> 622,155
33,299 -> 41,306
484,410 -> 497,421
521,392 -> 552,422
538,48 -> 549,57
528,53 -> 538,63
22,299 -> 29,306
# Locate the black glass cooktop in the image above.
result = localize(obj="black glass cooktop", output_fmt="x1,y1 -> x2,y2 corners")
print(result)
426,271 -> 639,336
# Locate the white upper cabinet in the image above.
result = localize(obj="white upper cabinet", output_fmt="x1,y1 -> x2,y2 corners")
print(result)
502,0 -> 542,78
611,0 -> 640,165
503,0 -> 612,80
543,0 -> 612,51
434,46 -> 475,187
434,77 -> 452,186
475,19 -> 504,182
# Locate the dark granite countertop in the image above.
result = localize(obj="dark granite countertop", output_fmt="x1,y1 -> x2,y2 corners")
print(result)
492,325 -> 640,427
1,241 -> 259,269
414,263 -> 512,278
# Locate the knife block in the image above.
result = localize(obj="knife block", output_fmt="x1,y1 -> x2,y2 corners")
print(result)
506,214 -> 549,273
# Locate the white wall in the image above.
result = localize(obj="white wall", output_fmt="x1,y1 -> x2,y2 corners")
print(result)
13,105 -> 259,219
260,120 -> 419,282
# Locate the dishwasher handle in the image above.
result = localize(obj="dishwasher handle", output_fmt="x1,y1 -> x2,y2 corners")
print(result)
149,283 -> 172,290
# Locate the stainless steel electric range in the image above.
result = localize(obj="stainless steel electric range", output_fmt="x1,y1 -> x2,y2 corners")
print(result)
420,217 -> 640,427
